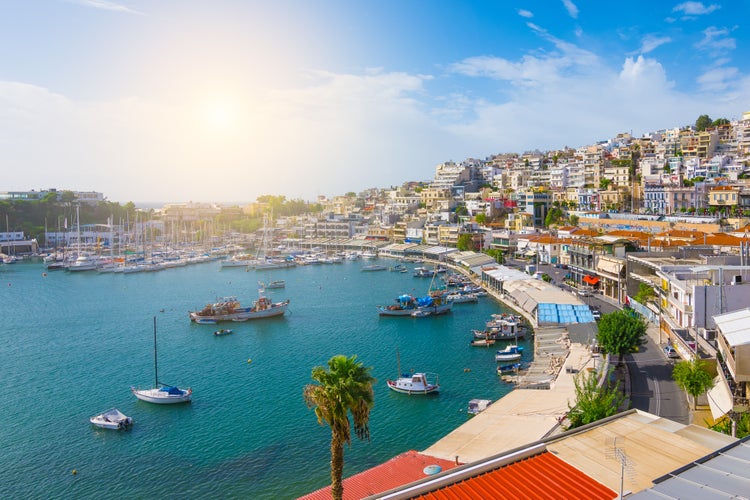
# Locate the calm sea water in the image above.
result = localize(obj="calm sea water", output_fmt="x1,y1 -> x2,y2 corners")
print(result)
0,259 -> 530,499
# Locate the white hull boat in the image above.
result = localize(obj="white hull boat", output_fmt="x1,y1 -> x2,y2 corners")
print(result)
132,317 -> 192,404
131,386 -> 192,404
189,292 -> 289,323
90,408 -> 133,430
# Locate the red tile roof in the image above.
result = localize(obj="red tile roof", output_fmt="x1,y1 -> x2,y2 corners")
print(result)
299,451 -> 458,500
414,451 -> 616,499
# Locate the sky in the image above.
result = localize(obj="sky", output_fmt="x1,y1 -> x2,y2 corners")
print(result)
1,1 -> 749,205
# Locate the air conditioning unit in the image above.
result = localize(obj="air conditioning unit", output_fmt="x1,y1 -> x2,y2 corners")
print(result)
732,275 -> 742,285
700,329 -> 717,341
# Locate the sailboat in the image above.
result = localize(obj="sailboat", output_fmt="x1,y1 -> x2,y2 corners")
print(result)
67,205 -> 98,272
249,214 -> 296,270
131,317 -> 192,404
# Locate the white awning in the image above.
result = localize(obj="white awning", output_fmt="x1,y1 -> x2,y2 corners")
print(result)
707,377 -> 733,420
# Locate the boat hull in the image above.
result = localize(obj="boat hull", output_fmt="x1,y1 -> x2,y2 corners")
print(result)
131,387 -> 192,404
190,300 -> 289,323
387,380 -> 439,394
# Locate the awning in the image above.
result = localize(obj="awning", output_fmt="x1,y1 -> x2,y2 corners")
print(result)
707,377 -> 733,420
583,275 -> 600,285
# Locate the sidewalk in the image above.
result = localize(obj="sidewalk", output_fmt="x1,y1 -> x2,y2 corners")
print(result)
422,343 -> 594,465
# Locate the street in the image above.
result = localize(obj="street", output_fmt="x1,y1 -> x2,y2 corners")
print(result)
503,257 -> 690,424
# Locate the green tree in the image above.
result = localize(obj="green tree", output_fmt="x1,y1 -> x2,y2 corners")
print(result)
475,213 -> 486,224
569,214 -> 579,226
544,207 -> 564,227
303,355 -> 375,500
634,283 -> 656,304
695,114 -> 712,131
485,248 -> 504,264
599,178 -> 612,190
456,233 -> 473,251
566,369 -> 625,429
672,358 -> 715,409
709,412 -> 750,438
712,117 -> 730,127
455,205 -> 468,216
596,310 -> 647,367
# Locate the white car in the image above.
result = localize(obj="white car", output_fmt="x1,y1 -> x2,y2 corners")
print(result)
663,345 -> 679,359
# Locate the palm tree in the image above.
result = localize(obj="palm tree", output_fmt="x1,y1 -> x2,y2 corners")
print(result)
303,355 -> 376,500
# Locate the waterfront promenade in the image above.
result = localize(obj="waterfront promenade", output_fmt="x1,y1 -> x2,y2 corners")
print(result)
419,266 -> 599,464
423,342 -> 594,464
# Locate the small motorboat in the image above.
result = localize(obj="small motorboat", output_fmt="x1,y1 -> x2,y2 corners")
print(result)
90,408 -> 133,430
387,372 -> 440,395
386,349 -> 439,395
497,362 -> 523,374
214,328 -> 233,336
467,399 -> 492,416
495,345 -> 524,362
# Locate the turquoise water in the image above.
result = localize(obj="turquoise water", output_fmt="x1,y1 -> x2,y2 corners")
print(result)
0,259 -> 530,499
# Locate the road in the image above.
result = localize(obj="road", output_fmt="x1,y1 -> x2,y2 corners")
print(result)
503,258 -> 691,424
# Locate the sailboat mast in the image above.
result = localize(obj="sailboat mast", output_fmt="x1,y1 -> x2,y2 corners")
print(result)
153,316 -> 159,387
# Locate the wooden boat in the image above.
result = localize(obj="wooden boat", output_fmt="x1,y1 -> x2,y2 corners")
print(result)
469,338 -> 496,347
213,328 -> 233,336
189,289 -> 289,323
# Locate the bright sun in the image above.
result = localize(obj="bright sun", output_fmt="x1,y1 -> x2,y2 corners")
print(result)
201,97 -> 237,132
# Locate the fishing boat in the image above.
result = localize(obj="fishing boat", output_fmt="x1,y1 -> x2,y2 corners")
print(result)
389,264 -> 407,272
131,317 -> 192,404
189,289 -> 290,323
377,294 -> 418,316
386,349 -> 439,395
494,345 -> 524,362
213,328 -> 233,336
467,399 -> 492,416
89,408 -> 133,430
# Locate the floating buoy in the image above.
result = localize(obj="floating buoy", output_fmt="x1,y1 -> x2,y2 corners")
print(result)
42,272 -> 47,277
463,368 -> 471,373
247,359 -> 252,364
72,469 -> 77,475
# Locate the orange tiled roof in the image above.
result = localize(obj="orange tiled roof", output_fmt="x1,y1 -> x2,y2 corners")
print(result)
414,451 -> 616,499
299,451 -> 458,500
690,233 -> 744,246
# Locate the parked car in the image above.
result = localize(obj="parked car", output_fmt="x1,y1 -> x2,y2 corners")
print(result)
663,345 -> 679,359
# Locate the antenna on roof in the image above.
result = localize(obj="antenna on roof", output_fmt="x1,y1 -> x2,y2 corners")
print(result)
605,437 -> 635,499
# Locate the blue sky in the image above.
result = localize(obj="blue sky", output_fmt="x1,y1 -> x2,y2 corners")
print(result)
1,1 -> 748,204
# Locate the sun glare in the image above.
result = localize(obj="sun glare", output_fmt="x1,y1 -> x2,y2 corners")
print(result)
201,97 -> 237,132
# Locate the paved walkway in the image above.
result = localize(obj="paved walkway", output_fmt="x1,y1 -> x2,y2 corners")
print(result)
423,343 -> 595,464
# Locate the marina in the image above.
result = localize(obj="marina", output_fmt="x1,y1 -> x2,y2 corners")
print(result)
0,257 -> 526,499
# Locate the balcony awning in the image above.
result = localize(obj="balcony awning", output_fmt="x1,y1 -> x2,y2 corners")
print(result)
707,377 -> 733,420
583,275 -> 600,285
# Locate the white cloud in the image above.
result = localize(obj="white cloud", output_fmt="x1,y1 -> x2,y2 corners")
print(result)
673,1 -> 720,16
561,0 -> 579,19
695,26 -> 736,54
696,66 -> 739,92
517,9 -> 533,18
638,35 -> 672,54
70,0 -> 143,15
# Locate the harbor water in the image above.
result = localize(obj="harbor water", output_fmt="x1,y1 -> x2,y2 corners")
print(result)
0,259 -> 531,499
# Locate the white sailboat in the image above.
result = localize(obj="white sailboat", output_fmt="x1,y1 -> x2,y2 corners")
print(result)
67,205 -> 98,272
131,317 -> 192,404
